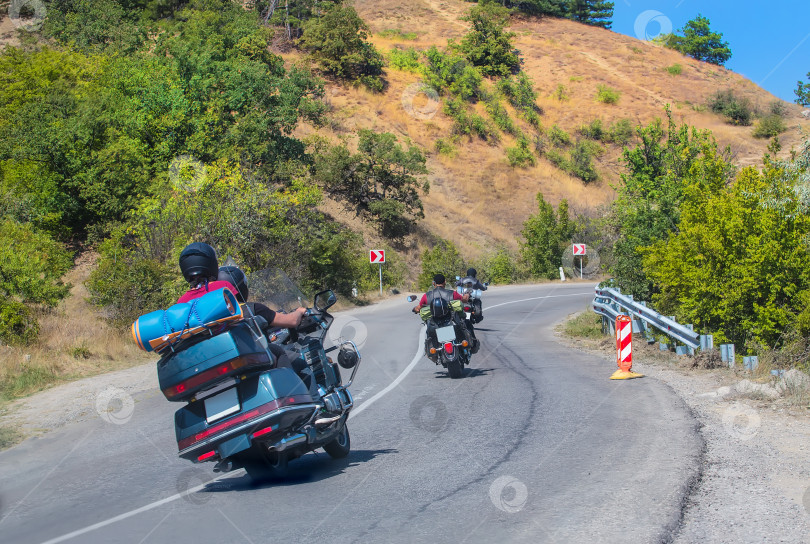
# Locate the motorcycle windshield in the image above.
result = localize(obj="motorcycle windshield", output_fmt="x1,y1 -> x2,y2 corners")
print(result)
248,268 -> 311,312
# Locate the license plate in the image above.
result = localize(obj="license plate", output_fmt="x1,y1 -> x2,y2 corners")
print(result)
436,325 -> 456,344
205,387 -> 240,423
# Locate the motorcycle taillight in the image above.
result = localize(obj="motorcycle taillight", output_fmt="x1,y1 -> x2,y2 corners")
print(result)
444,342 -> 454,354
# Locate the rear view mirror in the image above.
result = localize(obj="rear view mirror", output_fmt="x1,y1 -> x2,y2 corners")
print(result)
314,290 -> 337,311
484,282 -> 489,287
406,295 -> 418,302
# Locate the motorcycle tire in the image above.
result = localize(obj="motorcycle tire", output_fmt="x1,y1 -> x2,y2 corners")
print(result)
323,424 -> 351,459
446,358 -> 464,379
238,446 -> 289,480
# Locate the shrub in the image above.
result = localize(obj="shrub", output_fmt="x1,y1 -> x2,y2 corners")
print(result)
769,100 -> 788,117
579,119 -> 605,141
553,83 -> 569,101
497,72 -> 542,125
387,48 -> 422,73
568,140 -> 602,183
423,46 -> 482,100
708,89 -> 754,126
507,136 -> 536,168
485,95 -> 519,136
666,63 -> 683,75
752,115 -> 788,139
549,125 -> 572,147
521,194 -> 574,279
474,247 -> 525,285
300,5 -> 385,91
596,84 -> 620,104
606,118 -> 635,146
434,138 -> 457,156
444,98 -> 499,142
0,297 -> 39,345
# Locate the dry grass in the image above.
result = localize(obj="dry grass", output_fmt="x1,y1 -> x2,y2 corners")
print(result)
0,253 -> 151,401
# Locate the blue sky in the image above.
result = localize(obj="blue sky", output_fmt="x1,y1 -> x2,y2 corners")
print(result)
611,1 -> 809,103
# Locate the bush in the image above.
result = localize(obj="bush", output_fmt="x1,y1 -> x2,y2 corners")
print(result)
507,136 -> 536,168
549,124 -> 572,147
568,140 -> 602,183
666,63 -> 683,75
473,247 -> 525,285
387,48 -> 422,73
485,95 -> 519,136
0,297 -> 39,345
300,5 -> 385,91
553,83 -> 569,101
521,194 -> 574,279
497,72 -> 542,125
752,115 -> 787,139
444,98 -> 499,143
0,220 -> 73,306
606,118 -> 635,146
434,138 -> 457,156
769,100 -> 788,117
596,84 -> 620,104
579,119 -> 605,141
708,90 -> 754,126
423,46 -> 482,100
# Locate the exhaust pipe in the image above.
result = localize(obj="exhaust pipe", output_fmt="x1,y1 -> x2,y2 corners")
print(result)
213,459 -> 233,473
267,433 -> 307,452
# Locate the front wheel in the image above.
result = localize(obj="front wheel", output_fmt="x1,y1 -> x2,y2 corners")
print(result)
323,424 -> 350,459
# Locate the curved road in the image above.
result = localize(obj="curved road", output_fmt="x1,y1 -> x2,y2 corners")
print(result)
0,283 -> 701,543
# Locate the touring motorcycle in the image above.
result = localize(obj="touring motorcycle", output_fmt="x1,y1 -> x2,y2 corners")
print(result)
407,294 -> 473,379
132,268 -> 361,479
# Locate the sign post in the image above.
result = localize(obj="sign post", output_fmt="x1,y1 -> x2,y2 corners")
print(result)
573,244 -> 586,278
370,250 -> 386,295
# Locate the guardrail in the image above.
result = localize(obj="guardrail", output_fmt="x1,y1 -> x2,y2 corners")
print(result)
593,287 -> 700,350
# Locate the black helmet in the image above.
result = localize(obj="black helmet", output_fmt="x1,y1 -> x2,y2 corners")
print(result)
218,266 -> 248,302
179,243 -> 218,285
466,268 -> 477,278
430,297 -> 451,320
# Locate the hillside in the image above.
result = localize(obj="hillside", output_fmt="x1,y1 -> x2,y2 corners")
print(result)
300,0 -> 810,259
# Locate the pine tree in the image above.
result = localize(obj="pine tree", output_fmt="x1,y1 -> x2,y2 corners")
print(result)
567,0 -> 613,29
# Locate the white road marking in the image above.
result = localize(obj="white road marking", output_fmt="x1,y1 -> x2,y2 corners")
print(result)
39,288 -> 595,543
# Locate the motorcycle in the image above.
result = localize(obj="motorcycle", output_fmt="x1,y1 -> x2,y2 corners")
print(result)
407,294 -> 472,379
133,268 -> 361,479
455,275 -> 487,325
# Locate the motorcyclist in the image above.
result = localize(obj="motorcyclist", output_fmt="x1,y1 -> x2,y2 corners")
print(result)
459,267 -> 487,324
216,265 -> 320,400
177,243 -> 238,303
412,274 -> 476,358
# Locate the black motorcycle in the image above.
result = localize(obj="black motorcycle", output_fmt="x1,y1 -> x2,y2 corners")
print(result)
408,295 -> 472,379
150,268 -> 361,480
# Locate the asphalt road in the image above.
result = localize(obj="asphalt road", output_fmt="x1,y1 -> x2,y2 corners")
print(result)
0,283 -> 702,544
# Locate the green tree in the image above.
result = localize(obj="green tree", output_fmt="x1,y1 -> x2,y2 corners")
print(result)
418,239 -> 466,290
662,14 -> 732,66
313,130 -> 429,238
609,108 -> 733,300
567,0 -> 614,29
472,0 -> 567,18
299,4 -> 385,91
460,2 -> 521,77
796,72 -> 810,106
643,144 -> 810,347
521,194 -> 575,278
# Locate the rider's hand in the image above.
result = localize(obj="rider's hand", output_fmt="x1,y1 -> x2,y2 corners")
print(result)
412,306 -> 420,314
462,293 -> 471,302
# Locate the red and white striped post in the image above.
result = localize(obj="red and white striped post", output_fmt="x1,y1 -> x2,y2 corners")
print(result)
611,315 -> 643,380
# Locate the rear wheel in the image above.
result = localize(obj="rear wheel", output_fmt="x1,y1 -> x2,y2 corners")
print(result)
238,446 -> 288,480
447,358 -> 464,379
323,424 -> 350,459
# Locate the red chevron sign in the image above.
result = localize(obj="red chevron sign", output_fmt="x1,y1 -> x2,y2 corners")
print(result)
573,244 -> 586,256
370,250 -> 386,264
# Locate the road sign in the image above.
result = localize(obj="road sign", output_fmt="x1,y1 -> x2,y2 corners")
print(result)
573,244 -> 586,256
370,250 -> 386,264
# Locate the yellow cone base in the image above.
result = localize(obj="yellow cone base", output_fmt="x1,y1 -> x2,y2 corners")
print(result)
610,369 -> 644,380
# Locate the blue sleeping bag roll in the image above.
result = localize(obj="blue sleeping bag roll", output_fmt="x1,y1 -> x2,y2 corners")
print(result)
132,288 -> 243,352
